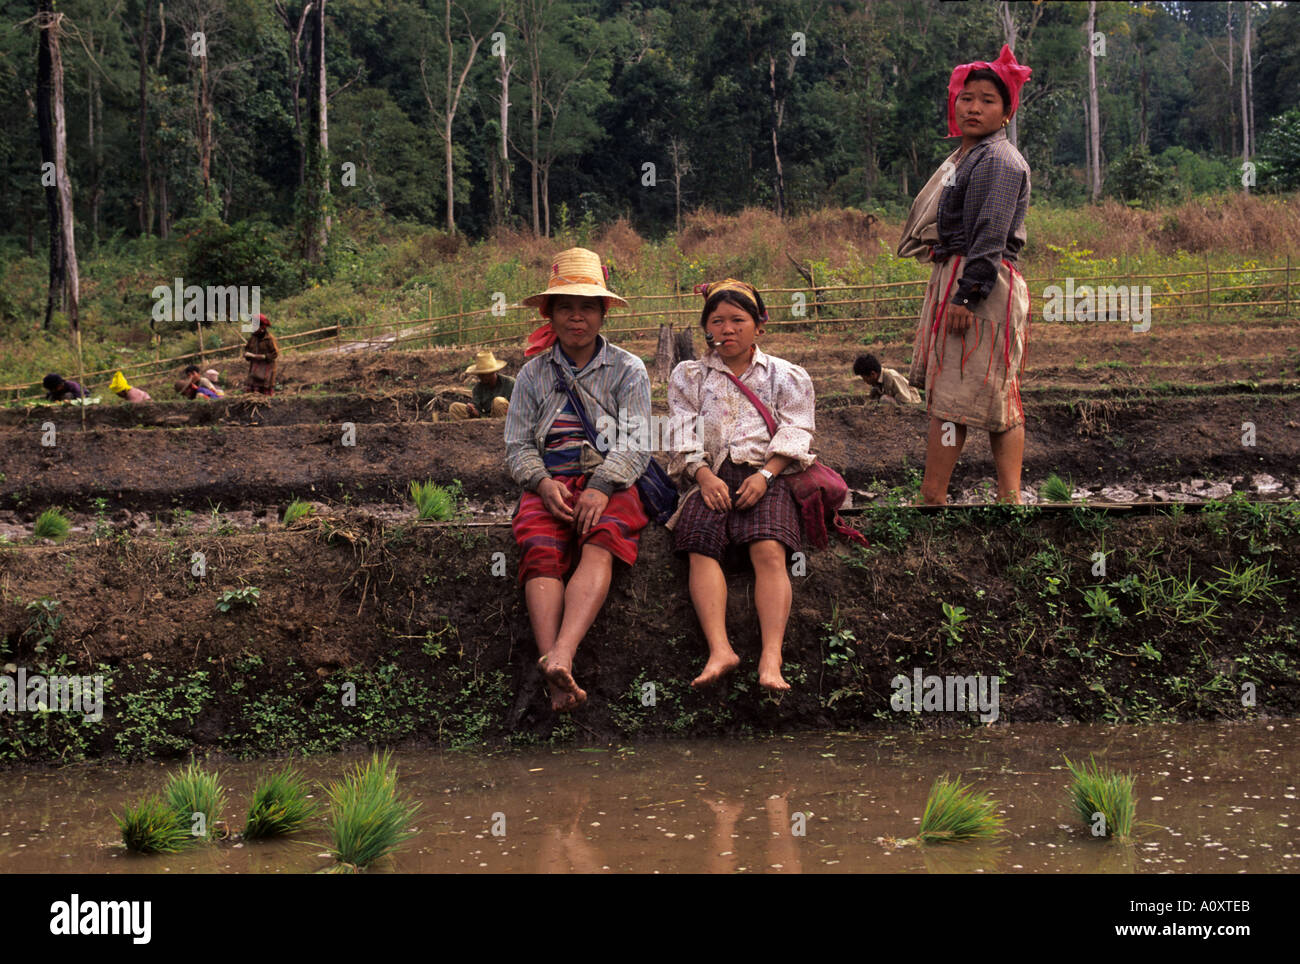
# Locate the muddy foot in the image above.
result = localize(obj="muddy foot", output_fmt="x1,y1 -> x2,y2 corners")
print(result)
691,651 -> 741,688
539,656 -> 587,710
548,682 -> 579,713
758,658 -> 791,692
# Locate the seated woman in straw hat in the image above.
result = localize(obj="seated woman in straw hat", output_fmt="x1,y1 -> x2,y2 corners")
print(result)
449,351 -> 514,419
899,45 -> 1033,504
667,279 -> 815,692
504,247 -> 651,711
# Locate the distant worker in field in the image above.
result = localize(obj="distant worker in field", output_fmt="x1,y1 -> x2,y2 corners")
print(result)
504,247 -> 650,712
109,371 -> 152,403
174,367 -> 220,400
899,45 -> 1032,505
204,368 -> 223,388
185,365 -> 224,397
854,354 -> 921,405
243,314 -> 278,395
448,350 -> 514,419
42,373 -> 86,402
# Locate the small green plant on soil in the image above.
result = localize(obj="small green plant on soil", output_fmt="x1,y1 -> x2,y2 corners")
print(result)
244,765 -> 320,839
409,479 -> 459,521
1083,587 -> 1124,626
21,598 -> 63,654
216,586 -> 261,613
1210,560 -> 1287,606
941,602 -> 969,645
115,795 -> 191,854
32,507 -> 71,542
915,775 -> 1006,844
323,751 -> 420,872
822,606 -> 857,668
1039,473 -> 1073,503
283,499 -> 315,525
164,762 -> 227,840
1064,754 -> 1135,839
91,497 -> 112,539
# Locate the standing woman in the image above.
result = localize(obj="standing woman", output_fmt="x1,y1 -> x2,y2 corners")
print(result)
899,45 -> 1033,504
667,280 -> 815,692
243,314 -> 279,396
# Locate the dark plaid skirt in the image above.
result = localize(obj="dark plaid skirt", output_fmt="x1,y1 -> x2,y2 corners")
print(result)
674,458 -> 802,563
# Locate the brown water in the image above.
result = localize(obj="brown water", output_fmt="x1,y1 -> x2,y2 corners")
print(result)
1,722 -> 1295,873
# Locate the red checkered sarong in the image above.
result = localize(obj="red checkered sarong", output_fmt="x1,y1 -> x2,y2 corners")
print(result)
512,474 -> 648,584
673,458 -> 802,562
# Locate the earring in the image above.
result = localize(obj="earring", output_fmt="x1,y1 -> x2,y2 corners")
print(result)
1003,118 -> 1010,127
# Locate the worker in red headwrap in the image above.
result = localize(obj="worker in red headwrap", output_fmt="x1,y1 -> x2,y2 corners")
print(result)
897,44 -> 1033,506
243,313 -> 279,395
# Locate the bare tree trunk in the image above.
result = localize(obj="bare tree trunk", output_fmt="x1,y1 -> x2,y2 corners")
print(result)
37,1 -> 63,330
1082,95 -> 1092,194
999,1 -> 1019,146
668,136 -> 689,235
498,53 -> 512,226
304,0 -> 329,260
158,169 -> 169,238
317,0 -> 330,238
137,0 -> 154,235
1242,1 -> 1254,163
1087,1 -> 1101,202
39,8 -> 79,331
769,55 -> 785,218
276,1 -> 311,189
1227,3 -> 1236,156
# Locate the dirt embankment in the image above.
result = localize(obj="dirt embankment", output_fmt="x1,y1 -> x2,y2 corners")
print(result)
2,394 -> 1296,514
1,503 -> 1297,763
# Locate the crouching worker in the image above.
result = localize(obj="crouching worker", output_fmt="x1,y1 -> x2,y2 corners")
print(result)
854,354 -> 921,405
504,248 -> 650,712
109,371 -> 152,403
42,373 -> 86,402
449,351 -> 514,419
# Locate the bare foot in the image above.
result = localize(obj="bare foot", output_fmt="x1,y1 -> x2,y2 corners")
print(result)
691,651 -> 741,688
757,657 -> 791,692
548,682 -> 578,712
539,655 -> 587,710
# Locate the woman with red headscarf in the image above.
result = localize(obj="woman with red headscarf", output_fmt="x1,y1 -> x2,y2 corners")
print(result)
899,45 -> 1033,505
243,314 -> 279,395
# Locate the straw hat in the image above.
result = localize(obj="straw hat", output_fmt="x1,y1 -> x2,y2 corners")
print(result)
109,371 -> 131,394
521,247 -> 628,313
465,350 -> 508,376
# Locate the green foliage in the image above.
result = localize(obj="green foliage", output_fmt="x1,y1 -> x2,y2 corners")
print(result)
324,752 -> 420,872
1257,109 -> 1300,192
1065,755 -> 1135,839
283,499 -> 315,526
179,218 -> 299,301
410,480 -> 460,521
1083,587 -> 1124,627
1109,144 -> 1166,207
32,508 -> 71,542
216,586 -> 261,613
244,765 -> 320,839
916,775 -> 1006,843
163,762 -> 227,840
940,602 -> 969,645
1039,474 -> 1073,503
115,795 -> 192,855
21,598 -> 64,654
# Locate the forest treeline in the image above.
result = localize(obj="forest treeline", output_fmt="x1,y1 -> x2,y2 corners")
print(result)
2,1 -> 1299,319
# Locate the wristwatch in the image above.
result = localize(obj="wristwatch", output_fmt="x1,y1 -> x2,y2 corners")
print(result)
758,468 -> 774,483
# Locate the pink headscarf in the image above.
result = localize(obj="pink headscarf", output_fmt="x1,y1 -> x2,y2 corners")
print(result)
946,44 -> 1032,138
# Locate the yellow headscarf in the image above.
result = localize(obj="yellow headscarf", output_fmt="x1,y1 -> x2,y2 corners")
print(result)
109,371 -> 132,394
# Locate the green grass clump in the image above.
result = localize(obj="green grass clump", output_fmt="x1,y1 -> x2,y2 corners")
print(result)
1039,473 -> 1074,503
1065,754 -> 1135,839
324,751 -> 420,872
163,762 -> 227,840
916,775 -> 1006,844
283,499 -> 315,525
32,507 -> 71,541
409,480 -> 456,521
115,795 -> 192,854
244,765 -> 320,839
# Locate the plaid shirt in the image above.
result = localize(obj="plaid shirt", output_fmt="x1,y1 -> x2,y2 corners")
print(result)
504,335 -> 651,495
933,128 -> 1030,307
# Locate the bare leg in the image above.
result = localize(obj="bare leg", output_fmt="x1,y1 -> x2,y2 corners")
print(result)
524,576 -> 576,711
540,543 -> 615,708
750,540 -> 792,691
689,553 -> 740,687
989,423 -> 1025,504
920,415 -> 967,505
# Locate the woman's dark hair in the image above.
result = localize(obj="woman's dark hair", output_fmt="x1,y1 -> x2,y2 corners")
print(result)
699,288 -> 768,330
183,365 -> 200,374
853,354 -> 881,378
42,373 -> 63,391
963,68 -> 1011,115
